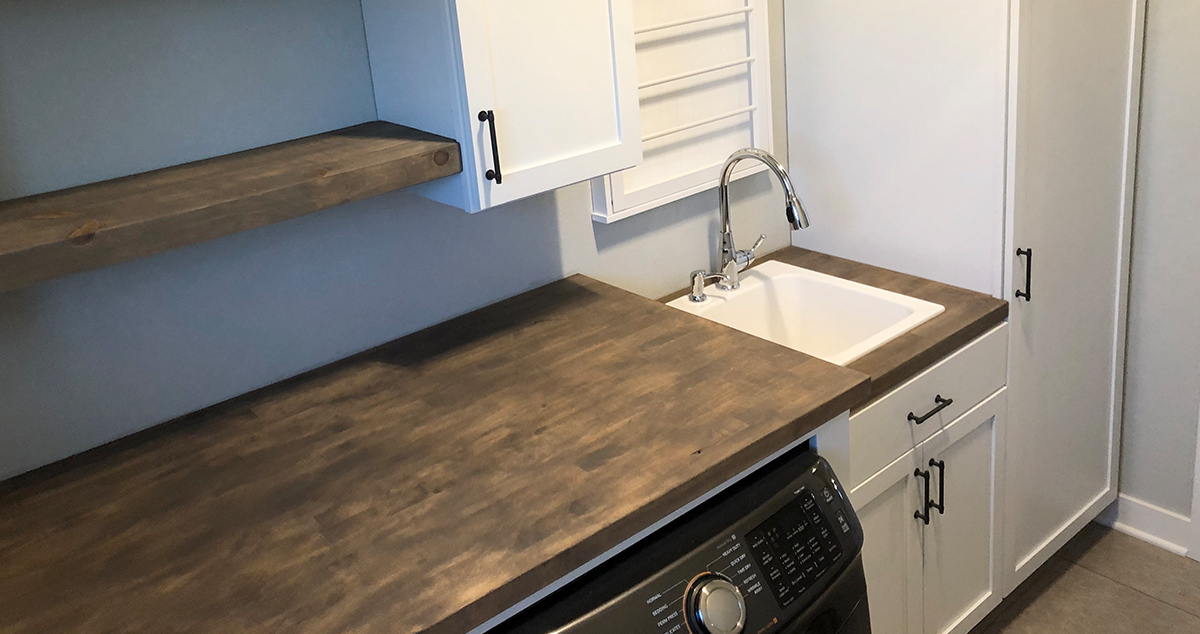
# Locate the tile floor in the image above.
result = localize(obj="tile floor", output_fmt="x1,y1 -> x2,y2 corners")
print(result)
970,523 -> 1200,633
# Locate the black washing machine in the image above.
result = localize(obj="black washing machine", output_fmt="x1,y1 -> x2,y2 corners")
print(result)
493,446 -> 870,634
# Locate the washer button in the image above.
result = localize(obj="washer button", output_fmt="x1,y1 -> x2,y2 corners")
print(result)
836,510 -> 851,534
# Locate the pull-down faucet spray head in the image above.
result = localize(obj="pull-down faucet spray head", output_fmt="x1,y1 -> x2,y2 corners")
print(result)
718,148 -> 810,239
786,192 -> 809,231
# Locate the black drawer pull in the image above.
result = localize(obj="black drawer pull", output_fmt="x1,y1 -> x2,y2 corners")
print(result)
929,459 -> 945,514
908,395 -> 953,425
1015,248 -> 1032,301
478,110 -> 503,184
914,468 -> 932,525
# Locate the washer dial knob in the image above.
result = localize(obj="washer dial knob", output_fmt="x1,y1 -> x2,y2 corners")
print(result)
685,573 -> 746,634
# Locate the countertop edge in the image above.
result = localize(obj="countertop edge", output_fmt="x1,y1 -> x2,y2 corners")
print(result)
854,302 -> 1009,407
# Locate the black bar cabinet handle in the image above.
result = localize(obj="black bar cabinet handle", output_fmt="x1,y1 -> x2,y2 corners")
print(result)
914,468 -> 932,525
929,459 -> 946,514
1015,248 -> 1032,301
478,110 -> 502,184
908,395 -> 953,425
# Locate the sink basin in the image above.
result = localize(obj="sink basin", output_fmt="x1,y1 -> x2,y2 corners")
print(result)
667,260 -> 945,365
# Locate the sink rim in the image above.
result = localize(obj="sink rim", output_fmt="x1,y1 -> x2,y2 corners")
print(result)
666,260 -> 945,365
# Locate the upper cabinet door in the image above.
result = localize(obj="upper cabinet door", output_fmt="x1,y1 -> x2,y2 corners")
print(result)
361,0 -> 643,212
455,0 -> 643,209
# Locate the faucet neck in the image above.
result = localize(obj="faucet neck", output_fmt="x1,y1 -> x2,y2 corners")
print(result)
712,148 -> 809,286
718,205 -> 736,270
717,155 -> 745,270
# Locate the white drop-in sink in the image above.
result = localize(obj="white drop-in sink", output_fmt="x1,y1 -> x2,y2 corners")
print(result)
667,260 -> 945,366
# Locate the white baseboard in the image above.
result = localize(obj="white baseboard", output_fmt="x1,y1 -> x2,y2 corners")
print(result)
1096,493 -> 1191,557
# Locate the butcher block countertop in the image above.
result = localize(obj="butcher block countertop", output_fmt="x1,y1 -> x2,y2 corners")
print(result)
0,248 -> 1005,634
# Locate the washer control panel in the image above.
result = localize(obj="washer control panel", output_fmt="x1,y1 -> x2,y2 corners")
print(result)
638,531 -> 771,634
633,459 -> 862,633
494,452 -> 865,634
746,487 -> 847,609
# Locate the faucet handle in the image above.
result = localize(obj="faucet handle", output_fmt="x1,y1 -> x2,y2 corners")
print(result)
734,234 -> 767,269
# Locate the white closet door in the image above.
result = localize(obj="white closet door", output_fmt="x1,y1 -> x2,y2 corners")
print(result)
456,0 -> 643,209
850,448 -> 925,634
1005,0 -> 1144,588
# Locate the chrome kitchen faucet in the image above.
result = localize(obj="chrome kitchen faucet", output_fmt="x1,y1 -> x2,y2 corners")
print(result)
689,149 -> 810,302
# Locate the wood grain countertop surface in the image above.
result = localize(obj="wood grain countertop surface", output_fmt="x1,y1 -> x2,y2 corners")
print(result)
0,273 -> 872,634
0,248 -> 1006,634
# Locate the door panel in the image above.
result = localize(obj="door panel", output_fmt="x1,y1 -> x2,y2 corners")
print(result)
1006,0 -> 1139,584
922,393 -> 1004,634
850,449 -> 925,634
457,0 -> 643,208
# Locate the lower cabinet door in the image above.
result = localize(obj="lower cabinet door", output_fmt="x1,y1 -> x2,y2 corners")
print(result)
850,447 -> 926,634
920,389 -> 1005,634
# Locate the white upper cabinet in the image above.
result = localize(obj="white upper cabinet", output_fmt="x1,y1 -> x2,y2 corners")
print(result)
361,0 -> 644,212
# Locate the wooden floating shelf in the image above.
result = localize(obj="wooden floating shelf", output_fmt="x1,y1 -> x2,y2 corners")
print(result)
0,121 -> 461,293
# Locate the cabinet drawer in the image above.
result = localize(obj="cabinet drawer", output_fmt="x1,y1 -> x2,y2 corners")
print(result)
847,323 -> 1008,488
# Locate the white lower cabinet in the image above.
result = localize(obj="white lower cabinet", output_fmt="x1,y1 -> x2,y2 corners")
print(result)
851,387 -> 1005,634
921,392 -> 1004,634
853,445 -> 926,634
